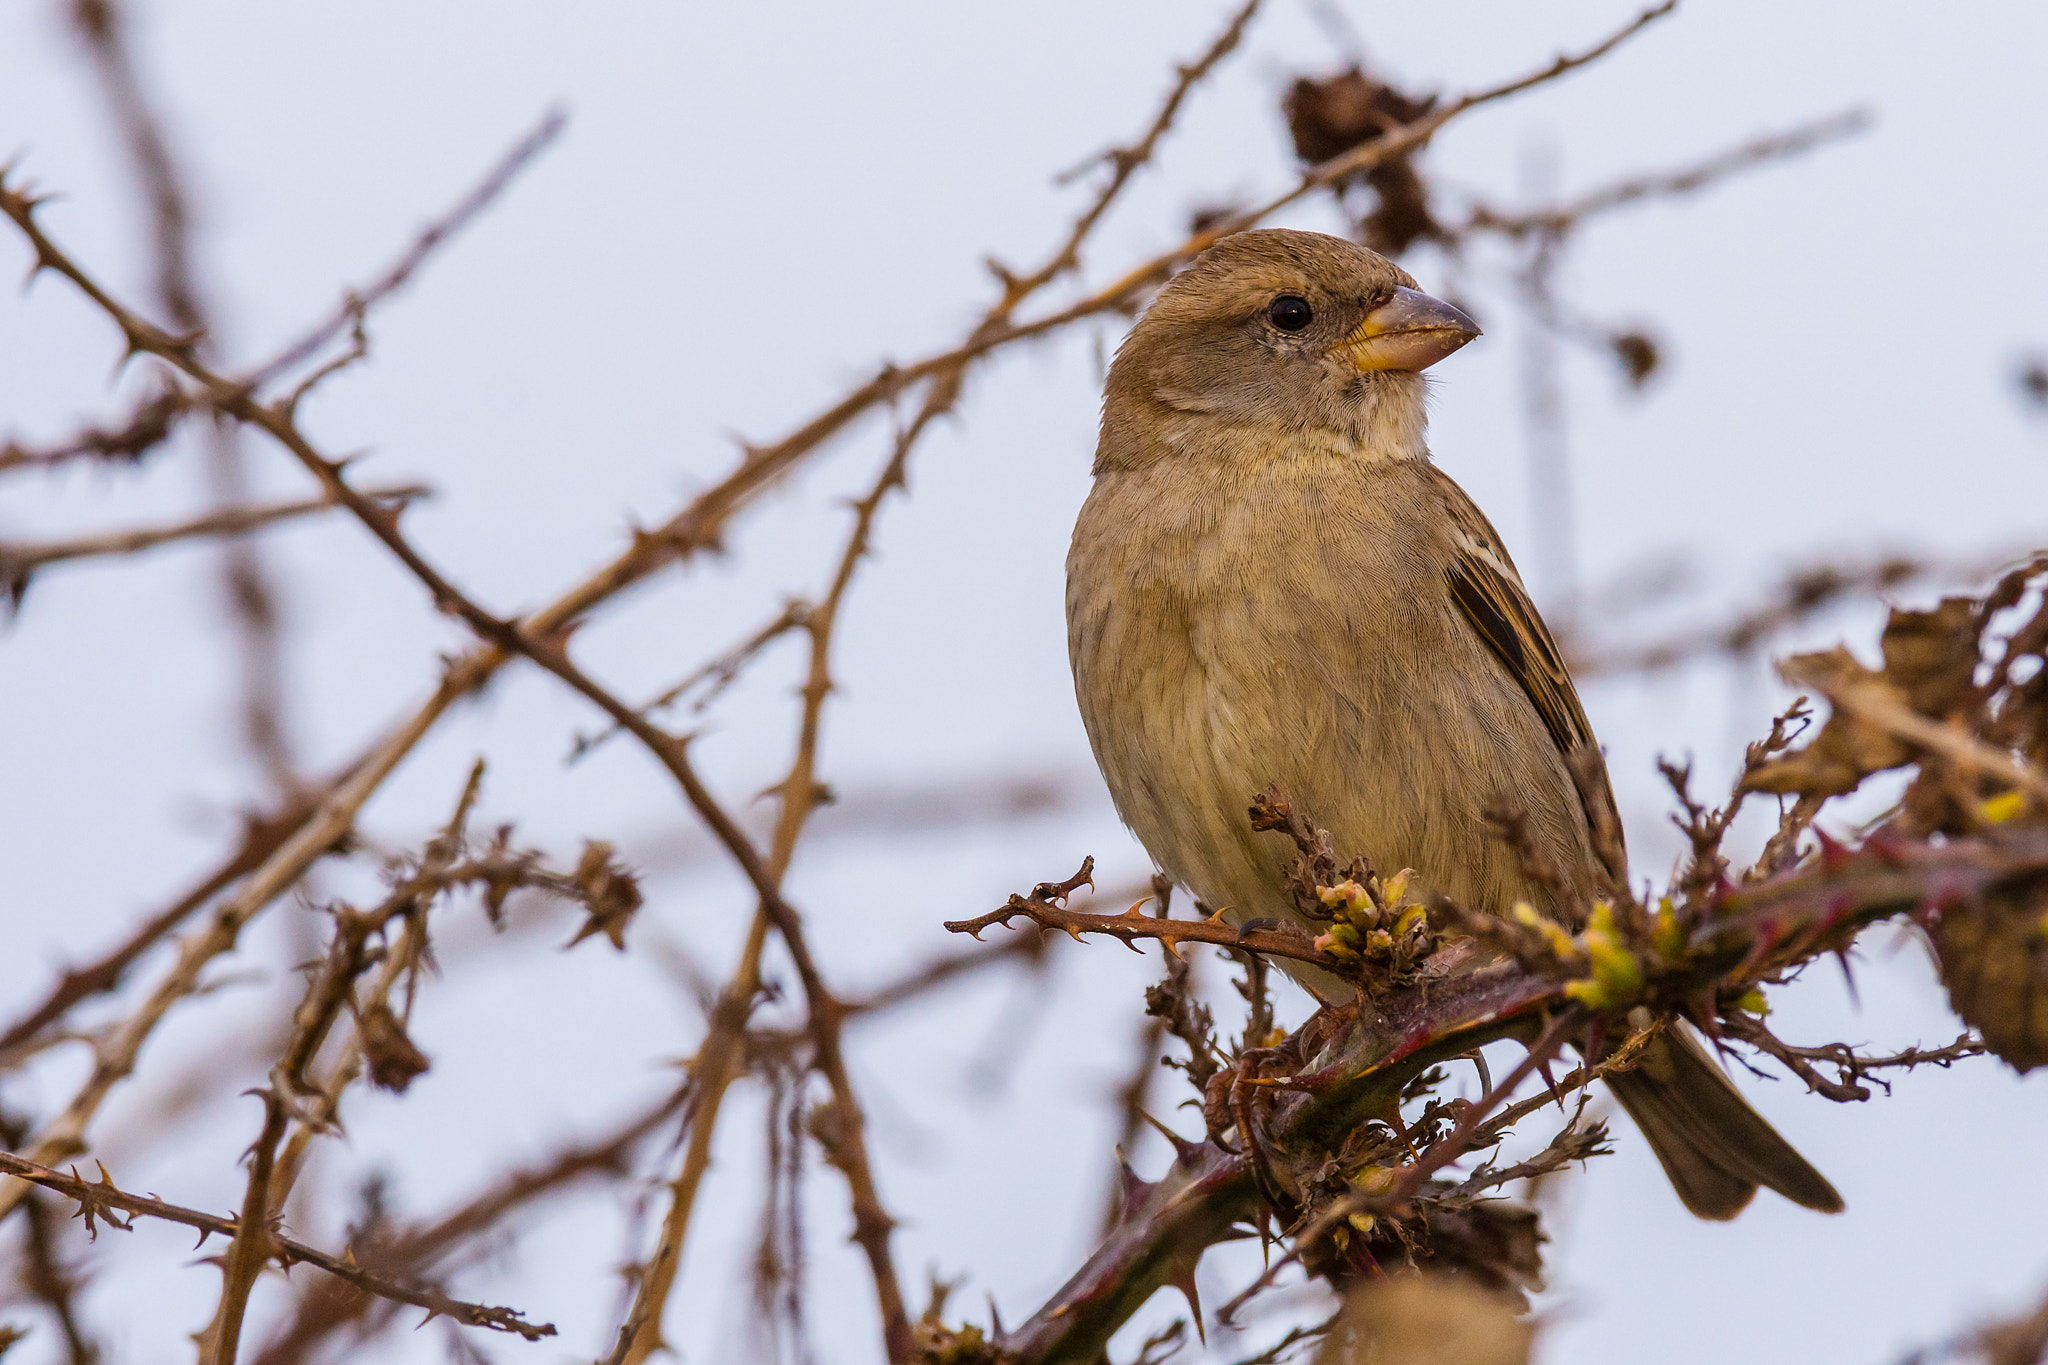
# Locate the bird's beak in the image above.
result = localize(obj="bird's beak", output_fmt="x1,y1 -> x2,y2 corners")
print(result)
1338,286 -> 1481,373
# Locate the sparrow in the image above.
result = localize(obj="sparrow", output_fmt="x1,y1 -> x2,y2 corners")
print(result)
1065,228 -> 1839,1219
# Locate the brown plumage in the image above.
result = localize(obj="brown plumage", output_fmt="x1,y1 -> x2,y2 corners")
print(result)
1066,228 -> 1840,1219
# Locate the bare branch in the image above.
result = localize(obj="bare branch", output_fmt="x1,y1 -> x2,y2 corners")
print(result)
946,867 -> 1339,972
247,108 -> 567,391
0,483 -> 427,608
0,1152 -> 554,1341
1458,109 -> 1871,239
0,383 -> 194,476
1720,1019 -> 1987,1102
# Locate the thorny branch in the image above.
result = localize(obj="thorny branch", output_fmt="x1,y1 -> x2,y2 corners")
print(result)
1720,1021 -> 1987,1103
945,862 -> 1341,973
1459,109 -> 1871,239
0,382 -> 194,476
247,108 -> 567,391
250,1087 -> 687,1364
0,482 -> 428,608
0,1151 -> 555,1342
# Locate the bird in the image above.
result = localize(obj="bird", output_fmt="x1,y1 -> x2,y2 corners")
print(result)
1065,227 -> 1840,1220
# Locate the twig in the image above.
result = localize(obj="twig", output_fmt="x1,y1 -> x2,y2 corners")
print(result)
250,1088 -> 684,1365
1570,550 -> 2024,678
569,599 -> 812,761
1459,109 -> 1870,239
1444,1114 -> 1611,1204
842,929 -> 1054,1017
0,382 -> 193,476
1720,1019 -> 1986,1102
0,1151 -> 554,1341
247,109 -> 567,391
1012,0 -> 1263,295
0,483 -> 427,607
16,1190 -> 103,1365
0,787 -> 322,1067
1214,1011 -> 1581,1328
611,354 -> 942,1365
945,868 -> 1340,973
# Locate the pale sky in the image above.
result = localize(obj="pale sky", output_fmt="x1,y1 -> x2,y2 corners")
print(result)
2,3 -> 2045,1362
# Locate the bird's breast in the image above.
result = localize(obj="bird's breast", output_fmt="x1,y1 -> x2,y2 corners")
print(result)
1071,459 -> 1427,914
1067,453 -> 1586,943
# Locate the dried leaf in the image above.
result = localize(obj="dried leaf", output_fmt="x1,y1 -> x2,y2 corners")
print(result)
1933,877 -> 2048,1073
1282,69 -> 1443,255
359,1002 -> 431,1093
1879,597 -> 1979,718
1610,330 -> 1661,388
1745,647 -> 1916,798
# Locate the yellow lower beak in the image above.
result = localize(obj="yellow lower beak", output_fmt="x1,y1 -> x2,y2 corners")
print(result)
1339,286 -> 1481,373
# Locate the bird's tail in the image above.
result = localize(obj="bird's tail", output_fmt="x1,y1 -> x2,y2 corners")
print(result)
1604,1023 -> 1843,1220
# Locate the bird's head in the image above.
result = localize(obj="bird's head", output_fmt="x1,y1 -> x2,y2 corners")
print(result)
1099,228 -> 1479,472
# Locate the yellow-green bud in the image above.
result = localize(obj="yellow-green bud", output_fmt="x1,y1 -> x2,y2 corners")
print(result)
1319,880 -> 1371,917
1651,897 -> 1686,964
1565,902 -> 1641,1010
1980,790 -> 2027,825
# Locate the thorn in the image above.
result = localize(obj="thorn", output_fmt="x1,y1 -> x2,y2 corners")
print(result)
983,254 -> 1021,290
1833,946 -> 1861,1009
1536,1053 -> 1565,1113
1115,1147 -> 1156,1222
1138,1109 -> 1201,1162
1170,1263 -> 1205,1344
1813,825 -> 1851,872
1691,990 -> 1723,1042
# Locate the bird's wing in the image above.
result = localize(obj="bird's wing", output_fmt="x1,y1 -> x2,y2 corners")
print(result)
1423,464 -> 1628,886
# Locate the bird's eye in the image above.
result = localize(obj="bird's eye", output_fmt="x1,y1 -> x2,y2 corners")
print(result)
1267,295 -> 1313,332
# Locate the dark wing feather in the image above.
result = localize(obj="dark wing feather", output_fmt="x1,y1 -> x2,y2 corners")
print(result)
1444,551 -> 1590,756
1428,467 -> 1627,886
